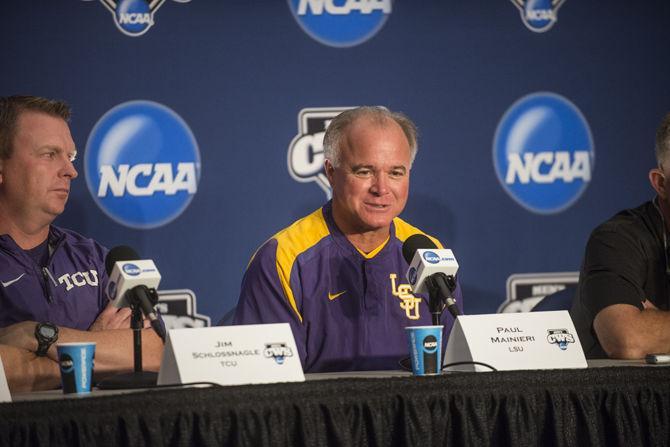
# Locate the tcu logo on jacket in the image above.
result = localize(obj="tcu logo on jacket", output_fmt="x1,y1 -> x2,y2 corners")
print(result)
58,270 -> 99,291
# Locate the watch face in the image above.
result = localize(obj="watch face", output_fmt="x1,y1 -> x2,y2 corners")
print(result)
40,325 -> 57,338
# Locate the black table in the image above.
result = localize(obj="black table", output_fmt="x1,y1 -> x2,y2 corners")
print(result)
2,364 -> 670,446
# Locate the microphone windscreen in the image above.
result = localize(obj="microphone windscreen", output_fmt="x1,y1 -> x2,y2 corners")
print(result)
402,234 -> 437,264
105,245 -> 140,275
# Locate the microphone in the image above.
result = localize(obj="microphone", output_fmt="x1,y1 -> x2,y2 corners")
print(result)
402,234 -> 460,323
105,246 -> 165,341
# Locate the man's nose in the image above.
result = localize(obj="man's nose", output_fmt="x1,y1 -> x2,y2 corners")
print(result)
61,157 -> 78,179
370,173 -> 389,195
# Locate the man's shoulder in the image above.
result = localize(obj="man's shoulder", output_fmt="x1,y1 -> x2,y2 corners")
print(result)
393,217 -> 443,248
590,201 -> 658,243
250,207 -> 331,265
51,226 -> 108,260
272,207 -> 331,254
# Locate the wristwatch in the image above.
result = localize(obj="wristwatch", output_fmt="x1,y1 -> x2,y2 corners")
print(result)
35,322 -> 59,356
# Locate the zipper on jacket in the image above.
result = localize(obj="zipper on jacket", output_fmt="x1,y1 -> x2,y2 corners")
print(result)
41,267 -> 56,304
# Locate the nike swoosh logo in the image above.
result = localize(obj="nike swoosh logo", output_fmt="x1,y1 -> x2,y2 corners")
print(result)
328,291 -> 346,301
2,273 -> 25,288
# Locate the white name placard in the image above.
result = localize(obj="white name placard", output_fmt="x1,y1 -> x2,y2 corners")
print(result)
443,311 -> 587,371
158,323 -> 305,386
0,356 -> 11,402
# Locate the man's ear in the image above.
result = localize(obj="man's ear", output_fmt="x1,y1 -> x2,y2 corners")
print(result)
324,159 -> 335,186
649,168 -> 667,199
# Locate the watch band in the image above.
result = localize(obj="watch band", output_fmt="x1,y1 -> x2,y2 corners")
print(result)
35,322 -> 59,357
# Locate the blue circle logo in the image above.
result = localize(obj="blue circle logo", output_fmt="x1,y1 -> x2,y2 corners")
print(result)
107,281 -> 118,299
423,251 -> 440,264
287,0 -> 392,48
515,0 -> 565,33
59,354 -> 75,373
422,335 -> 438,353
115,0 -> 153,36
408,267 -> 417,285
122,263 -> 141,276
85,100 -> 201,229
524,0 -> 553,32
493,92 -> 594,215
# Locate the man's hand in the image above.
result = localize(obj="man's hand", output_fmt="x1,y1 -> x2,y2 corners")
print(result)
88,301 -> 151,331
0,321 -> 38,352
0,344 -> 61,393
89,301 -> 132,331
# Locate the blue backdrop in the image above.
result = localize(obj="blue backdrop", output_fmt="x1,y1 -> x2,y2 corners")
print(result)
2,0 -> 668,325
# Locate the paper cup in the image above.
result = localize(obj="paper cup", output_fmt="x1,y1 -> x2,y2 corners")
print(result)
57,342 -> 96,394
405,326 -> 443,376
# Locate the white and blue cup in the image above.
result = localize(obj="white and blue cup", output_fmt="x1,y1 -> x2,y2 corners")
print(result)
405,326 -> 443,376
56,342 -> 96,394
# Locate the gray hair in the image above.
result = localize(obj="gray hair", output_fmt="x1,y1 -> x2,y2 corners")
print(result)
323,106 -> 418,168
0,95 -> 71,160
656,112 -> 670,167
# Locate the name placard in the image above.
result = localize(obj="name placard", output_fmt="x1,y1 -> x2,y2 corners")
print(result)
0,356 -> 11,402
443,311 -> 587,371
157,324 -> 305,386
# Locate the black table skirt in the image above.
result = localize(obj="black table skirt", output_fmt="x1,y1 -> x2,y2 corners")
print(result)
2,366 -> 670,446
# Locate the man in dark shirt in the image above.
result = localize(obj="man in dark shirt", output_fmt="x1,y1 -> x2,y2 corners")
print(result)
571,112 -> 670,358
0,96 -> 163,392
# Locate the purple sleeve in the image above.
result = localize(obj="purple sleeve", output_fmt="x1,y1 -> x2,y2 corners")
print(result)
232,239 -> 307,367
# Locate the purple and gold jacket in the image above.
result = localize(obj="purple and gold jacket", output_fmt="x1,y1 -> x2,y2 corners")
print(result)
0,226 -> 108,330
233,202 -> 463,372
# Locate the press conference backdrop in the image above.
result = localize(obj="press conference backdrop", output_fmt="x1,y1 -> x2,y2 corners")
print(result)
2,1 -> 668,327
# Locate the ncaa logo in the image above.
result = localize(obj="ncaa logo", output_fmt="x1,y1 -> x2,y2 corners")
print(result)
510,0 -> 566,33
493,92 -> 594,214
288,107 -> 355,198
288,0 -> 392,48
85,100 -> 201,229
408,267 -> 417,285
107,281 -> 118,299
423,251 -> 440,264
88,0 -> 191,37
122,263 -> 141,276
422,335 -> 438,353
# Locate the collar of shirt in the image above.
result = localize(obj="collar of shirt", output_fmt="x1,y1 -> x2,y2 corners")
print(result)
322,200 -> 395,261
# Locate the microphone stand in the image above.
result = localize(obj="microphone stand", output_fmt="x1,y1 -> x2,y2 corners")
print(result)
96,291 -> 160,390
425,273 -> 460,325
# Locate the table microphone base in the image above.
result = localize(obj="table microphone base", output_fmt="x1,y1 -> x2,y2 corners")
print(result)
96,371 -> 158,390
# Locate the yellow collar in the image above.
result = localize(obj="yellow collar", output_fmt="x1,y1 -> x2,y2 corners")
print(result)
355,236 -> 390,259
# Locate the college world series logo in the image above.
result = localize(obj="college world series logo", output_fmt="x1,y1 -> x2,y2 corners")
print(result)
263,343 -> 294,365
288,107 -> 355,198
85,0 -> 191,37
155,289 -> 211,329
510,0 -> 566,33
546,329 -> 575,350
497,272 -> 579,313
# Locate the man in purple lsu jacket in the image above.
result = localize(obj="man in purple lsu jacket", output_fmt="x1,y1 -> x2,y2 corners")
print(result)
233,106 -> 462,372
0,96 -> 163,392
